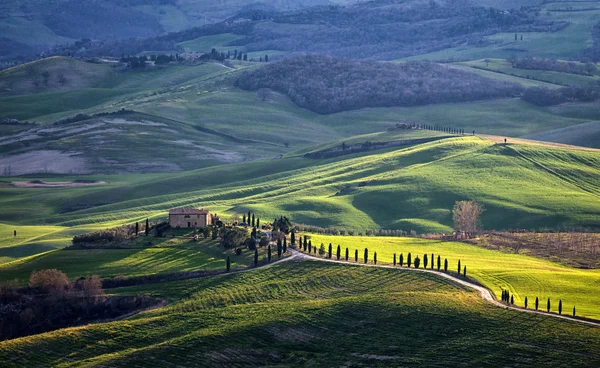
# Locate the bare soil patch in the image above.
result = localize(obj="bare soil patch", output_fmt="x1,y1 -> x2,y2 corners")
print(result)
12,179 -> 107,188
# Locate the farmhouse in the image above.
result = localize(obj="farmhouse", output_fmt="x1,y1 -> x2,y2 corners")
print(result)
169,208 -> 212,228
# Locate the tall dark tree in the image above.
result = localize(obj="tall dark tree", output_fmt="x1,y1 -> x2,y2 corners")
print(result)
243,214 -> 246,224
558,300 -> 563,315
524,296 -> 528,309
423,254 -> 428,268
400,253 -> 404,267
393,253 -> 397,266
547,298 -> 551,313
364,248 -> 368,264
257,218 -> 260,228
535,297 -> 539,310
252,227 -> 257,239
135,222 -> 139,236
252,214 -> 255,227
463,266 -> 467,277
437,255 -> 441,270
431,253 -> 434,269
414,256 -> 420,268
444,258 -> 448,272
277,238 -> 282,258
328,243 -> 333,259
308,240 -> 312,253
283,237 -> 287,253
573,306 -> 576,317
345,247 -> 349,261
145,218 -> 149,236
458,260 -> 461,274
254,248 -> 259,267
268,245 -> 272,262
226,256 -> 231,272
336,244 -> 341,260
510,295 -> 514,304
355,249 -> 359,262
407,253 -> 412,268
265,54 -> 269,62
248,211 -> 251,224
291,230 -> 296,245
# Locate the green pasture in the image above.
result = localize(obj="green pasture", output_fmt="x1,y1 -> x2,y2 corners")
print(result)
306,234 -> 600,320
0,261 -> 599,367
0,236 -> 270,284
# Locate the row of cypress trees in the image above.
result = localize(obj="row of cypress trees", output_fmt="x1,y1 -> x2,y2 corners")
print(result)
501,290 -> 574,316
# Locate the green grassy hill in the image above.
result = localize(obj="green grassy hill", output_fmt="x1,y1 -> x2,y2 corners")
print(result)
307,234 -> 600,319
0,261 -> 599,367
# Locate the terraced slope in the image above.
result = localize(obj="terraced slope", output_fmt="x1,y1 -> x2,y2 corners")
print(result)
1,261 -> 598,367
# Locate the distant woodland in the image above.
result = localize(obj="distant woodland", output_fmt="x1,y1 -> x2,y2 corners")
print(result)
235,54 -> 523,114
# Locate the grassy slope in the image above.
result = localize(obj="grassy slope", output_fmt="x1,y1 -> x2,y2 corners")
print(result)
0,261 -> 599,367
1,136 -> 599,234
456,58 -> 600,87
405,2 -> 600,61
307,234 -> 600,320
0,235 -> 271,283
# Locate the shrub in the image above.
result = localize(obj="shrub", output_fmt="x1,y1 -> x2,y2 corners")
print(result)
414,257 -> 421,269
30,269 -> 69,295
221,227 -> 249,249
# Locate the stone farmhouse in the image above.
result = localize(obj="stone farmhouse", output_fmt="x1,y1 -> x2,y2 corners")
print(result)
169,208 -> 213,229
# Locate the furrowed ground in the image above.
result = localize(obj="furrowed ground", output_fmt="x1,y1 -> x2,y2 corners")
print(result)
0,261 -> 598,367
305,234 -> 600,320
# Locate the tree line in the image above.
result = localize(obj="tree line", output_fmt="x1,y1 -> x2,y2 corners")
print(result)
501,290 -> 575,317
236,54 -> 524,114
509,56 -> 596,76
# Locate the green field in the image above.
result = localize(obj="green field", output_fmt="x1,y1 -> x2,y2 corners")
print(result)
0,261 -> 599,367
305,234 -> 600,320
0,235 -> 272,283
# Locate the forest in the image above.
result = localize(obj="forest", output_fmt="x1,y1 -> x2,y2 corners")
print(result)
511,56 -> 596,76
235,54 -> 523,114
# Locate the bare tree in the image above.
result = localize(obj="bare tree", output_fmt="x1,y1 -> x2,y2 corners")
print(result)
452,200 -> 485,237
257,88 -> 271,102
41,71 -> 51,86
57,73 -> 67,86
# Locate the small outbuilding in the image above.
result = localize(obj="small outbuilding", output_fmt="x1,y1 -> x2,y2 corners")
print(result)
169,208 -> 212,229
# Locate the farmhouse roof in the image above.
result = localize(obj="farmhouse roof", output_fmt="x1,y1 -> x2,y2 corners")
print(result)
169,208 -> 210,215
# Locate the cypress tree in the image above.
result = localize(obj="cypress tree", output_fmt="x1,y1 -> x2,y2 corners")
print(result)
524,296 -> 528,309
431,253 -> 434,269
248,211 -> 251,224
252,214 -> 255,227
308,240 -> 312,253
393,253 -> 397,266
444,258 -> 448,272
336,244 -> 341,260
291,230 -> 295,245
226,256 -> 231,272
407,253 -> 412,267
437,255 -> 441,270
135,222 -> 139,236
328,243 -> 332,259
277,238 -> 282,258
547,298 -> 551,313
573,306 -> 576,317
399,253 -> 404,267
345,247 -> 349,261
458,260 -> 461,274
313,246 -> 317,255
303,236 -> 307,249
254,248 -> 258,267
414,256 -> 420,268
510,295 -> 514,304
463,266 -> 467,277
268,245 -> 272,262
424,254 -> 428,268
364,248 -> 368,264
535,297 -> 539,310
243,214 -> 246,224
257,218 -> 260,228
374,252 -> 377,265
283,237 -> 287,253
355,249 -> 358,262
145,218 -> 149,236
558,300 -> 563,315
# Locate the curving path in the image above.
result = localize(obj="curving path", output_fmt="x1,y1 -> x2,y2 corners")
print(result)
289,250 -> 600,328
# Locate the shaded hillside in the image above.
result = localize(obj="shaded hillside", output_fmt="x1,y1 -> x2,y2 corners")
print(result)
236,54 -> 523,114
